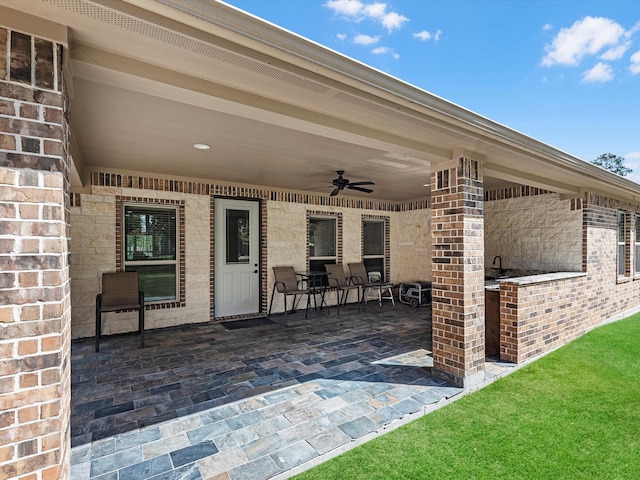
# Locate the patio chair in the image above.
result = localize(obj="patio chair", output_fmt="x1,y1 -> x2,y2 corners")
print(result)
267,266 -> 309,317
348,263 -> 394,307
325,263 -> 361,313
95,272 -> 145,352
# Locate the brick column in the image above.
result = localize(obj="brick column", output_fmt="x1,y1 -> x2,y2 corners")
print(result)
1,27 -> 71,480
430,152 -> 485,387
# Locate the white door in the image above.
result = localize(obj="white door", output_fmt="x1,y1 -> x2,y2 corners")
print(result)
214,199 -> 260,316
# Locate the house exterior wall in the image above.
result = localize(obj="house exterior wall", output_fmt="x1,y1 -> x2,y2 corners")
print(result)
484,191 -> 583,272
70,186 -> 211,339
0,27 -> 71,480
69,172 -> 431,337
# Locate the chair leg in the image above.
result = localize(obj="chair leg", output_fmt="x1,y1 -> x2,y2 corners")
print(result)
268,284 -> 277,317
138,295 -> 145,348
95,294 -> 101,353
95,311 -> 101,353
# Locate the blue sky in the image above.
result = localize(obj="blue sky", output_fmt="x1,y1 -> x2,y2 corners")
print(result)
224,0 -> 640,183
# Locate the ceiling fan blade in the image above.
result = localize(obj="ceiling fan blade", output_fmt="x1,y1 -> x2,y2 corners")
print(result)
330,187 -> 341,196
346,185 -> 374,193
348,181 -> 375,186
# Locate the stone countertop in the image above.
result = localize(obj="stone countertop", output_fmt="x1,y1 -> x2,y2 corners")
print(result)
485,272 -> 586,291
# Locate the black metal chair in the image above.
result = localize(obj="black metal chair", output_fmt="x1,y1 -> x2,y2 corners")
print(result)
348,262 -> 394,307
95,272 -> 145,352
325,263 -> 361,313
267,266 -> 309,317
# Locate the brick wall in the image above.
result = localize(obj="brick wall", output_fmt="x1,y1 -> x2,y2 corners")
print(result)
0,27 -> 71,480
499,275 -> 590,363
497,191 -> 640,363
431,157 -> 485,386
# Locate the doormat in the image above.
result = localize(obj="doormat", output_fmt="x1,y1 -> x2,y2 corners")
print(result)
221,317 -> 275,330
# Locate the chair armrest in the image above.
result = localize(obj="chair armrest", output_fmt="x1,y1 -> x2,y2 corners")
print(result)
274,280 -> 288,293
348,275 -> 365,286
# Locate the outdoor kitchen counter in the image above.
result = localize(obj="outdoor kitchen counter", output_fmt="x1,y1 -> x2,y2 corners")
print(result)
484,272 -> 587,291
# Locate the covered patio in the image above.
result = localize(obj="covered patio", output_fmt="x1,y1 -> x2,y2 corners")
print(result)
69,304 -> 513,479
6,2 -> 640,479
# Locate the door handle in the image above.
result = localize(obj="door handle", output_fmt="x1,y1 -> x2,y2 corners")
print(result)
253,270 -> 258,273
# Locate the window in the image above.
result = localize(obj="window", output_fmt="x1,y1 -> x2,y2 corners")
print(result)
308,216 -> 337,276
363,219 -> 386,282
123,204 -> 178,302
618,211 -> 627,277
636,215 -> 640,275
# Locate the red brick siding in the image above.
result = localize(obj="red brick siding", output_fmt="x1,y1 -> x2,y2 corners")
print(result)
0,27 -> 70,480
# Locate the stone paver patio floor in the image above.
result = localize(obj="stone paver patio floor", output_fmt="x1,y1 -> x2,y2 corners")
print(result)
70,303 -> 514,479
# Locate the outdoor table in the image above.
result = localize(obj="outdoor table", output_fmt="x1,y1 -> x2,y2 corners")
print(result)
296,271 -> 331,317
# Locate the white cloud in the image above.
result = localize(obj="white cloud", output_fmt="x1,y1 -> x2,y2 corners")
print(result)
413,29 -> 442,42
363,2 -> 386,18
372,46 -> 390,54
624,151 -> 640,184
380,11 -> 408,32
336,33 -> 347,40
630,50 -> 640,75
325,0 -> 408,32
581,62 -> 614,83
325,0 -> 364,17
371,46 -> 399,59
543,23 -> 553,31
601,41 -> 631,61
354,34 -> 380,45
542,16 -> 626,66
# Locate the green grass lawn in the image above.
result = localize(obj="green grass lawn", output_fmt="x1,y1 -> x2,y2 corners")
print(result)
294,315 -> 640,480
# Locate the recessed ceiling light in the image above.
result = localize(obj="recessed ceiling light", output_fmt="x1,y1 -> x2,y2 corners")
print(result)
193,143 -> 211,150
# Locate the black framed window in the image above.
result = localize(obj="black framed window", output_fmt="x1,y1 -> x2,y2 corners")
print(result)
123,204 -> 178,302
363,219 -> 386,282
309,216 -> 337,281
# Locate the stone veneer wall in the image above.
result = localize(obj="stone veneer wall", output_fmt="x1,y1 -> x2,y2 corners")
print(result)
484,192 -> 582,272
70,186 -> 211,339
0,27 -> 71,480
70,173 -> 431,334
266,202 -> 387,313
392,208 -> 432,282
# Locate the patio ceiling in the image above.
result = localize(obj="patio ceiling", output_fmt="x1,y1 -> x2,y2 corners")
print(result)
5,0 -> 640,202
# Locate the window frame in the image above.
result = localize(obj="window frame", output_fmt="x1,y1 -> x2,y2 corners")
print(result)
635,214 -> 640,276
361,215 -> 390,282
122,202 -> 179,304
618,210 -> 629,278
308,215 -> 338,273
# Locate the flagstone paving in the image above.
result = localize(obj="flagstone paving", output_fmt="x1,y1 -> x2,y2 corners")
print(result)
70,304 -> 514,479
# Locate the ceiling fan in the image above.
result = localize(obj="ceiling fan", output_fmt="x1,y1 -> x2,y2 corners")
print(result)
330,170 -> 375,197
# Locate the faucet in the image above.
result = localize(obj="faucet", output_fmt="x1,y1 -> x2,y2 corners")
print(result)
493,256 -> 503,275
